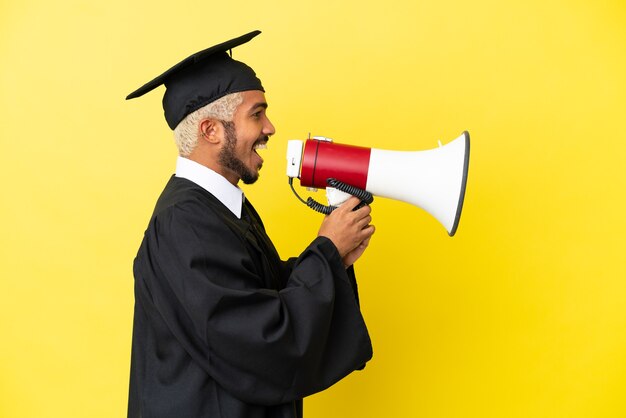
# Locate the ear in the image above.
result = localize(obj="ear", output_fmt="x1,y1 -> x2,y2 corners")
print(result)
198,118 -> 222,144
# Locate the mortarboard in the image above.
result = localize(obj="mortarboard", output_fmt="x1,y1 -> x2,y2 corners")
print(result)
126,30 -> 264,130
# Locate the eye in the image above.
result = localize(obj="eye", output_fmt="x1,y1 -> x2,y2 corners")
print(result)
251,107 -> 266,119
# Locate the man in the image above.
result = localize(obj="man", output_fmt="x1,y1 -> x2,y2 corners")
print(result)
126,30 -> 375,418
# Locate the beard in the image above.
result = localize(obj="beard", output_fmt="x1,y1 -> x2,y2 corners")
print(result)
218,121 -> 261,185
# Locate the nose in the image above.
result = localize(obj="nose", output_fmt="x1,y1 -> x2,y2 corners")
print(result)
263,116 -> 276,136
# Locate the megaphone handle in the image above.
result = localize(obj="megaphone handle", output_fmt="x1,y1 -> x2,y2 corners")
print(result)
326,178 -> 374,206
288,177 -> 373,215
326,187 -> 352,207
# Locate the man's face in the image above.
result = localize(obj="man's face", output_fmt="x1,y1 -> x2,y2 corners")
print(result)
218,90 -> 275,185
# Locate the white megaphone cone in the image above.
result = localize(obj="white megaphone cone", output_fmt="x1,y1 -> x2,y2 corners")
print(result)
286,131 -> 470,236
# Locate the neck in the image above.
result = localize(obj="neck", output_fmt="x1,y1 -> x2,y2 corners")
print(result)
185,153 -> 239,186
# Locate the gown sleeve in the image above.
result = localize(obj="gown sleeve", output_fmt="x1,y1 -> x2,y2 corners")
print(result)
133,198 -> 372,406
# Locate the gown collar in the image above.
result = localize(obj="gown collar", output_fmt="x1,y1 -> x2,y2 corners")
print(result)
175,156 -> 244,218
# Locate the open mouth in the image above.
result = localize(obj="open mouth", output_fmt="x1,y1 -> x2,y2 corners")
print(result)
252,141 -> 267,165
253,138 -> 269,158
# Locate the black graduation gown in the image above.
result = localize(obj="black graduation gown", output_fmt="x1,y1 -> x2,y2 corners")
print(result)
128,176 -> 372,418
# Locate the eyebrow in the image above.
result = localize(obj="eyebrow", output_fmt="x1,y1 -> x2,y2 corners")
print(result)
248,102 -> 268,112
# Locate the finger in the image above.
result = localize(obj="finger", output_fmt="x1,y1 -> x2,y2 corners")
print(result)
330,197 -> 360,216
358,236 -> 372,249
351,208 -> 372,226
361,224 -> 375,238
354,230 -> 373,247
357,215 -> 372,229
341,196 -> 362,212
352,203 -> 371,218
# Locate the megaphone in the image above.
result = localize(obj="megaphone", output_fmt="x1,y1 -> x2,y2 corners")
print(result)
286,131 -> 470,236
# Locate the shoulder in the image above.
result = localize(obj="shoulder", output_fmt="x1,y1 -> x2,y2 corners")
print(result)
136,179 -> 262,288
146,176 -> 241,241
153,176 -> 215,215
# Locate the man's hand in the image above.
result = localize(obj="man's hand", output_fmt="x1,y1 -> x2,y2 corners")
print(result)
317,197 -> 375,267
342,236 -> 371,268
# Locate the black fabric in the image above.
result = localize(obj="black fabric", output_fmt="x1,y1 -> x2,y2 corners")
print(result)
128,176 -> 372,418
126,30 -> 264,130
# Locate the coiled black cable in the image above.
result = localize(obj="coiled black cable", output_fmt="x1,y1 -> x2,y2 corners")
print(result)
327,178 -> 374,208
289,177 -> 374,215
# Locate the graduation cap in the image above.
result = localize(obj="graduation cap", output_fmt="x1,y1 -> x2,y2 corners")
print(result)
126,30 -> 264,130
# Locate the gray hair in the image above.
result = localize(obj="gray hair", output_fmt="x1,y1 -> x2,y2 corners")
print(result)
173,92 -> 243,156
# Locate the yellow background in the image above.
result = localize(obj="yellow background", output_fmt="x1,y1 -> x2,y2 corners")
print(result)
2,0 -> 625,417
